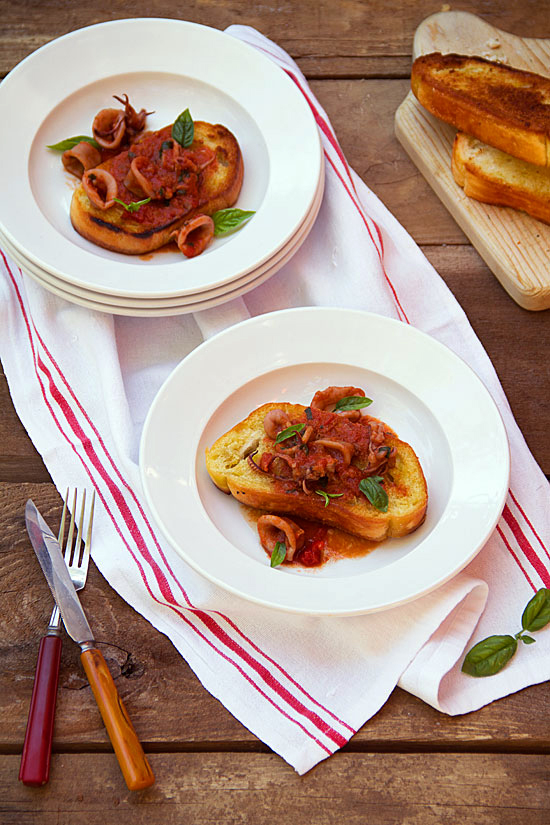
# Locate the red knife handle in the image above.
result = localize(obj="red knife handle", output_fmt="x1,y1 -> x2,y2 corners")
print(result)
19,633 -> 62,786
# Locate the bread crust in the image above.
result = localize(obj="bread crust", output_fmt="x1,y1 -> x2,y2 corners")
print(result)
70,121 -> 243,254
452,132 -> 550,225
205,402 -> 428,542
411,53 -> 550,166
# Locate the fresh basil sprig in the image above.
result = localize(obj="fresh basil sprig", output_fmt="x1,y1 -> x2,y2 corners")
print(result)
172,109 -> 194,148
462,588 -> 550,677
359,476 -> 388,512
47,135 -> 100,151
521,587 -> 550,631
333,395 -> 373,412
212,208 -> 255,236
275,423 -> 305,444
113,197 -> 151,213
315,490 -> 344,507
461,635 -> 518,677
270,541 -> 286,568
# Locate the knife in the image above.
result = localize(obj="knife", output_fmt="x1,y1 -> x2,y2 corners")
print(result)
25,499 -> 155,791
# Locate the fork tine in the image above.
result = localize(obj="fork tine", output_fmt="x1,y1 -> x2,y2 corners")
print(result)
85,491 -> 95,553
65,489 -> 77,564
75,489 -> 86,565
77,489 -> 94,576
58,488 -> 69,545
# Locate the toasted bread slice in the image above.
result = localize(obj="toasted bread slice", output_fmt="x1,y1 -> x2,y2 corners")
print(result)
70,121 -> 243,254
205,403 -> 428,542
411,53 -> 550,166
452,132 -> 550,225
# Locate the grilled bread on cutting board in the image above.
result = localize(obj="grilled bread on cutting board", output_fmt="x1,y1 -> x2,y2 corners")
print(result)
411,52 -> 550,166
452,131 -> 550,225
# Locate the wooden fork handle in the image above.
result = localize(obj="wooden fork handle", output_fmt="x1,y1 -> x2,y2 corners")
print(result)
19,633 -> 62,786
80,647 -> 155,790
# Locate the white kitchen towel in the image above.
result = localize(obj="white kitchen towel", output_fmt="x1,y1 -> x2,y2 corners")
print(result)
1,25 -> 549,775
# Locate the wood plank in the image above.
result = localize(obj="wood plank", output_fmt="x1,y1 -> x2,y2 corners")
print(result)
1,753 -> 549,824
423,246 -> 550,474
311,77 -> 472,244
3,482 -> 549,751
0,369 -> 51,483
2,1 -> 550,80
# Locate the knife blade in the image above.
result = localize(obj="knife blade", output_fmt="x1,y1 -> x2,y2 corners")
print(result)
25,499 -> 154,791
26,500 -> 94,646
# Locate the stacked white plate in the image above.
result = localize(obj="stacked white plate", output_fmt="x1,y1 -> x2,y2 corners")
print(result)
0,19 -> 324,316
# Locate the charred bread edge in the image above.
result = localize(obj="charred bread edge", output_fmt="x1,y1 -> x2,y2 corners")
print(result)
411,53 -> 550,167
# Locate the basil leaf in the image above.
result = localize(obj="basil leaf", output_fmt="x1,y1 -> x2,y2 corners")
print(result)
47,135 -> 100,151
359,476 -> 388,512
275,423 -> 305,444
212,208 -> 255,236
172,109 -> 194,147
113,197 -> 151,213
270,541 -> 286,568
333,395 -> 373,412
160,139 -> 174,155
521,635 -> 536,645
461,635 -> 517,677
315,490 -> 344,507
521,588 -> 550,632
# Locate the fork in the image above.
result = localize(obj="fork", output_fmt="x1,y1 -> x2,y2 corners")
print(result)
19,489 -> 95,786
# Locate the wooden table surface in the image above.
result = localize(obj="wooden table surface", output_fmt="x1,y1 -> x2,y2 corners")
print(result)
1,2 -> 549,822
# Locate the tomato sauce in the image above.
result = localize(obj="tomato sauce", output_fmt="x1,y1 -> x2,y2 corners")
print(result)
101,126 -> 213,230
267,407 -> 394,501
241,506 -> 379,569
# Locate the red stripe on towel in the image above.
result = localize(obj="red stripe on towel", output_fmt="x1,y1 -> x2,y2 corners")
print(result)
509,490 -> 550,562
282,71 -> 410,324
502,504 -> 550,587
247,39 -> 408,322
496,524 -> 536,591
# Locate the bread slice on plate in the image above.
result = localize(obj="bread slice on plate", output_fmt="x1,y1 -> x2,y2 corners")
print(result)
205,402 -> 428,543
411,53 -> 550,166
452,132 -> 550,225
70,121 -> 243,255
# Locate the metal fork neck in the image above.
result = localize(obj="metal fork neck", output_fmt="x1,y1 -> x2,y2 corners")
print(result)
47,604 -> 62,634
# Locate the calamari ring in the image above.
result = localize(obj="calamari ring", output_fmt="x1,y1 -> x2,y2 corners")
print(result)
82,168 -> 118,210
257,515 -> 305,562
171,215 -> 215,258
92,108 -> 126,150
62,141 -> 101,178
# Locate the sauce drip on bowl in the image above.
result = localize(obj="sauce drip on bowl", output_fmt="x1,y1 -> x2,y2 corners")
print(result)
240,505 -> 379,568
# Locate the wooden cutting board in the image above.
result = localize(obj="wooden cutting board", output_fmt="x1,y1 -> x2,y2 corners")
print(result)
395,10 -> 550,311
